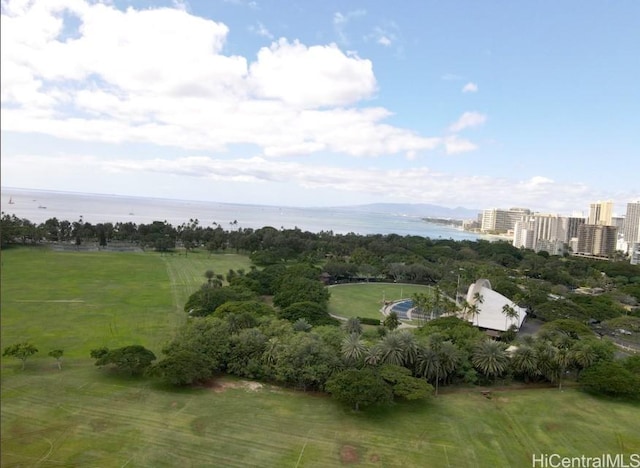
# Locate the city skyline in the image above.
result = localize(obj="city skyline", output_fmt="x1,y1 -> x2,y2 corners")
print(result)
1,1 -> 639,214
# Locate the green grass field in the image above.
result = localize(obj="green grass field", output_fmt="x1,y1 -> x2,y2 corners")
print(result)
328,283 -> 433,320
2,248 -> 639,467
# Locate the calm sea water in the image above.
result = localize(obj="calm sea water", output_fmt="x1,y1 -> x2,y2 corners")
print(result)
1,188 -> 482,241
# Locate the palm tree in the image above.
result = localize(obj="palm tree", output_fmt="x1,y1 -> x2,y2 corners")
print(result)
263,337 -> 281,366
363,344 -> 382,367
571,341 -> 597,377
383,311 -> 400,331
341,333 -> 367,365
204,270 -> 223,287
396,330 -> 418,367
510,345 -> 539,382
472,340 -> 509,380
473,292 -> 484,306
553,347 -> 573,390
458,299 -> 470,319
293,318 -> 312,332
416,334 -> 461,396
431,286 -> 443,320
501,304 -> 519,330
533,340 -> 556,383
343,317 -> 363,335
378,333 -> 405,366
467,303 -> 480,326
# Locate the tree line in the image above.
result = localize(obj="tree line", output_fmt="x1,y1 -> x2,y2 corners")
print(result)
3,212 -> 639,324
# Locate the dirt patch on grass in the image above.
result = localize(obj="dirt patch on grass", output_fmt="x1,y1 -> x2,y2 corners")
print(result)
191,416 -> 208,436
89,419 -> 112,432
544,422 -> 561,432
203,379 -> 263,393
340,445 -> 360,464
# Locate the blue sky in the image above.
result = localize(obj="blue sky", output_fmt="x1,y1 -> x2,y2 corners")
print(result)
1,0 -> 638,215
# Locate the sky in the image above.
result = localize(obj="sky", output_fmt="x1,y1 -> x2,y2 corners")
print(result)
1,0 -> 639,216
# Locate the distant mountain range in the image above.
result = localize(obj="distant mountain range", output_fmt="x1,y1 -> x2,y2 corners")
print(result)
335,203 -> 480,220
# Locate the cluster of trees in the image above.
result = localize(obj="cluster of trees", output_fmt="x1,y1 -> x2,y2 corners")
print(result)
85,307 -> 640,406
84,261 -> 640,407
2,342 -> 63,370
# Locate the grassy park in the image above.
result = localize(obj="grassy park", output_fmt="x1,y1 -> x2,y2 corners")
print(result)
328,283 -> 433,321
2,247 -> 639,467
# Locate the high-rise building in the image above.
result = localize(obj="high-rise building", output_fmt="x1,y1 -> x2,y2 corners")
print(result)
623,201 -> 640,245
481,208 -> 530,233
631,243 -> 640,265
576,224 -> 617,257
513,219 -> 536,249
563,217 -> 586,242
588,201 -> 613,226
513,214 -> 567,254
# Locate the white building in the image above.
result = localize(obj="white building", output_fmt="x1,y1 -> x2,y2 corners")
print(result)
464,279 -> 527,334
512,214 -> 567,255
481,208 -> 531,233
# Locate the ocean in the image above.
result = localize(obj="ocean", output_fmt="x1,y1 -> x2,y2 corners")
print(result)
1,188 -> 483,241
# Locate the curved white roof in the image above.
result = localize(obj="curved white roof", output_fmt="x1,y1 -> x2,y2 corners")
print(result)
464,279 -> 526,332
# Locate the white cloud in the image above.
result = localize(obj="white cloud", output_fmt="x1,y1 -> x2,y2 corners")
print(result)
172,0 -> 190,12
248,39 -> 376,107
249,21 -> 273,39
444,136 -> 477,154
462,82 -> 478,93
369,25 -> 398,47
528,176 -> 554,186
0,1 -> 444,158
333,9 -> 366,44
448,112 -> 487,132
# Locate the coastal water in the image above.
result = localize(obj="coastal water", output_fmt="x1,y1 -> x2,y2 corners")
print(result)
1,188 -> 482,241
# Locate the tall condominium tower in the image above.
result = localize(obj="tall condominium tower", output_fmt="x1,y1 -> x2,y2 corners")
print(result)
623,201 -> 640,244
588,201 -> 613,226
481,208 -> 531,233
576,224 -> 617,257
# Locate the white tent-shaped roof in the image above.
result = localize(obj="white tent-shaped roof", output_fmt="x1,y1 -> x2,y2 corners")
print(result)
464,279 -> 526,332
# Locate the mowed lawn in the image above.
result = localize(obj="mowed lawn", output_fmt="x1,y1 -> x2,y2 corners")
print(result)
0,247 -> 253,357
328,283 -> 433,320
2,248 -> 640,467
2,368 -> 639,467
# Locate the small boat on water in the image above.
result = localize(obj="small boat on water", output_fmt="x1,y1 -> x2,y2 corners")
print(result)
38,205 -> 47,209
8,197 -> 14,204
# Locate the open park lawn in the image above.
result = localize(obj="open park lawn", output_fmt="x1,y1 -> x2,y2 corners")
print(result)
328,283 -> 433,321
2,248 -> 639,467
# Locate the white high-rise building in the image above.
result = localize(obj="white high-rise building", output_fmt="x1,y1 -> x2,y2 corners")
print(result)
512,214 -> 567,254
513,219 -> 536,249
481,208 -> 530,233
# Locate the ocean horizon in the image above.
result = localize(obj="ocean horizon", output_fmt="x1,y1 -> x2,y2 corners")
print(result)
1,187 -> 484,241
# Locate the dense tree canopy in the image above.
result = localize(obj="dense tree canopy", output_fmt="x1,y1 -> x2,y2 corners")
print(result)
91,345 -> 156,376
325,368 -> 393,411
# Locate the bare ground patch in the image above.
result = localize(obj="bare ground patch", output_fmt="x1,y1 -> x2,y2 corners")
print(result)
339,445 -> 360,464
202,378 -> 263,393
